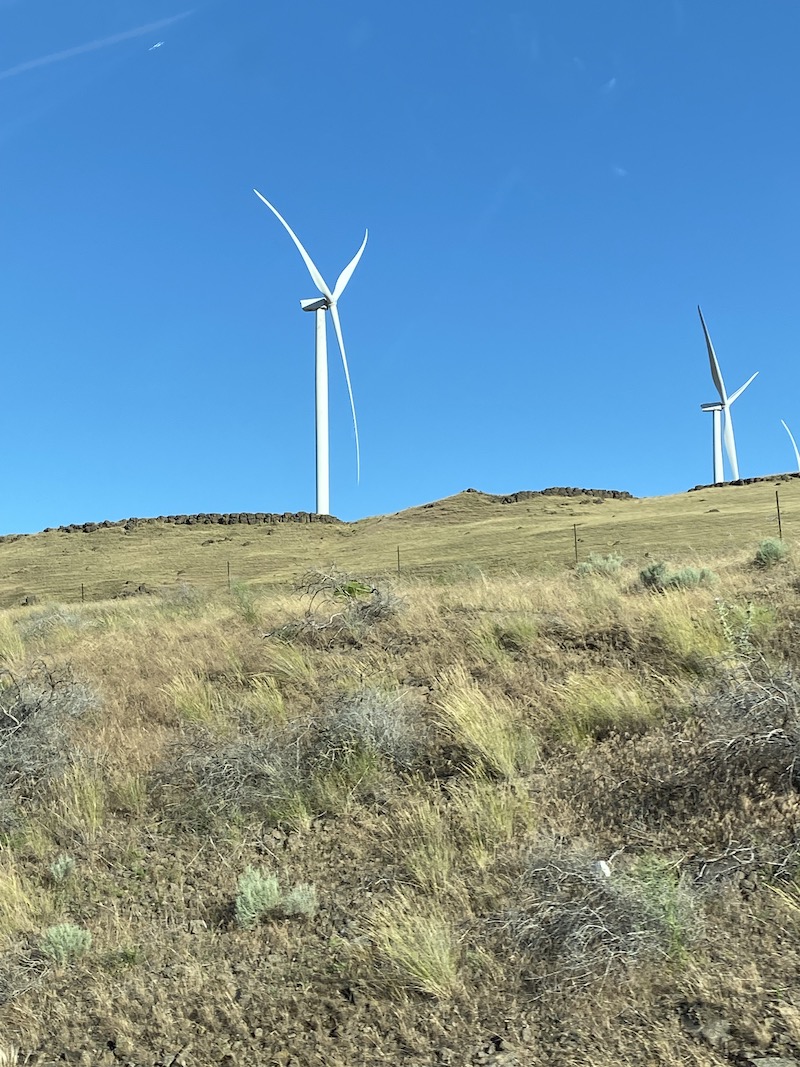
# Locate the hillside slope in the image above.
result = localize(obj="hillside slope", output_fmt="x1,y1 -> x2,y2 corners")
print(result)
0,516 -> 799,1063
1,477 -> 798,606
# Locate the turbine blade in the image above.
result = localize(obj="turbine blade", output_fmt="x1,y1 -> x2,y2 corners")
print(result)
698,305 -> 728,403
723,407 -> 739,480
253,190 -> 332,300
782,420 -> 800,472
329,302 -> 360,484
727,371 -> 758,405
332,230 -> 368,302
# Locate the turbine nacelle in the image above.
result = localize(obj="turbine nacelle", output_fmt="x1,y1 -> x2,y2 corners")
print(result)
301,297 -> 329,312
700,402 -> 724,412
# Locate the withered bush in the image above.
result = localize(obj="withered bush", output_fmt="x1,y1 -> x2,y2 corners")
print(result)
153,725 -> 308,827
699,659 -> 800,786
317,687 -> 428,770
156,690 -> 426,829
267,569 -> 403,646
506,839 -> 699,989
0,663 -> 96,799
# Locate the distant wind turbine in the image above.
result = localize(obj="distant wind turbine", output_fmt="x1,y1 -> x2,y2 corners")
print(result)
255,191 -> 367,516
781,420 -> 800,473
698,306 -> 758,484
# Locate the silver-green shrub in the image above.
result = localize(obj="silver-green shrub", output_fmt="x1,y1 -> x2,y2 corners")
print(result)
281,883 -> 318,918
235,868 -> 318,926
754,538 -> 788,568
49,854 -> 76,885
576,553 -> 623,578
639,561 -> 716,592
39,923 -> 92,964
235,867 -> 281,929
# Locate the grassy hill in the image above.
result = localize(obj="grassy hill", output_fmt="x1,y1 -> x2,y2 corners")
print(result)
1,482 -> 800,1064
2,476 -> 799,606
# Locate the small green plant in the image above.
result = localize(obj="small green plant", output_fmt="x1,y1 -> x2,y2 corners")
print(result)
576,553 -> 623,578
235,867 -> 281,929
39,922 -> 92,964
627,854 -> 695,961
639,561 -> 716,592
230,581 -> 262,625
281,883 -> 318,917
715,599 -> 775,657
48,853 -> 75,885
234,867 -> 317,927
103,944 -> 143,972
754,538 -> 788,568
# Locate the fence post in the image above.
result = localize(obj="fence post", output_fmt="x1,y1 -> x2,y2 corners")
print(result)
397,545 -> 401,576
776,490 -> 783,540
573,524 -> 579,564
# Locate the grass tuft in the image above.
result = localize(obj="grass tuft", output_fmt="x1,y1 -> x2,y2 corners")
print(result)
435,666 -> 537,778
363,890 -> 462,998
554,668 -> 657,745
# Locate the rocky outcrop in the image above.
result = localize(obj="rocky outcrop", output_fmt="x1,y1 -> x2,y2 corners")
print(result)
689,472 -> 800,492
477,487 -> 635,503
40,512 -> 342,534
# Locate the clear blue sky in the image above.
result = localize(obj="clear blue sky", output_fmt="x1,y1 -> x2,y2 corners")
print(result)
2,0 -> 799,533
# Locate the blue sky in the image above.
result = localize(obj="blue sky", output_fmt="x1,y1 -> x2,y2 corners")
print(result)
2,0 -> 799,532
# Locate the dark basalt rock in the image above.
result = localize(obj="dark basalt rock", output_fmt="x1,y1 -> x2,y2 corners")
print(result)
689,471 -> 800,492
49,510 -> 343,534
483,487 -> 635,503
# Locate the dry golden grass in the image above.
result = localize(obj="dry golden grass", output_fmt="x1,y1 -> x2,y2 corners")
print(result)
435,665 -> 539,778
361,889 -> 464,998
0,495 -> 800,1064
392,794 -> 456,894
0,851 -> 56,949
0,477 -> 796,606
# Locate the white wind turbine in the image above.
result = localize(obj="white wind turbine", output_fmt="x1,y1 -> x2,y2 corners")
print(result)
255,190 -> 367,516
781,420 -> 800,473
698,306 -> 758,484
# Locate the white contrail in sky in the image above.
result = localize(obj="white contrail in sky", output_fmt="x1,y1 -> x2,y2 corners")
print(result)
0,11 -> 191,82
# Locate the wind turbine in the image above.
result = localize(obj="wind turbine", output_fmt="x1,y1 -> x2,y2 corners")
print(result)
781,420 -> 800,473
698,306 -> 758,484
254,190 -> 367,516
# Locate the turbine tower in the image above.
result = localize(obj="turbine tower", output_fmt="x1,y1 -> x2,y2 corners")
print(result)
698,306 -> 758,484
255,190 -> 367,516
700,401 -> 724,485
781,420 -> 800,473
